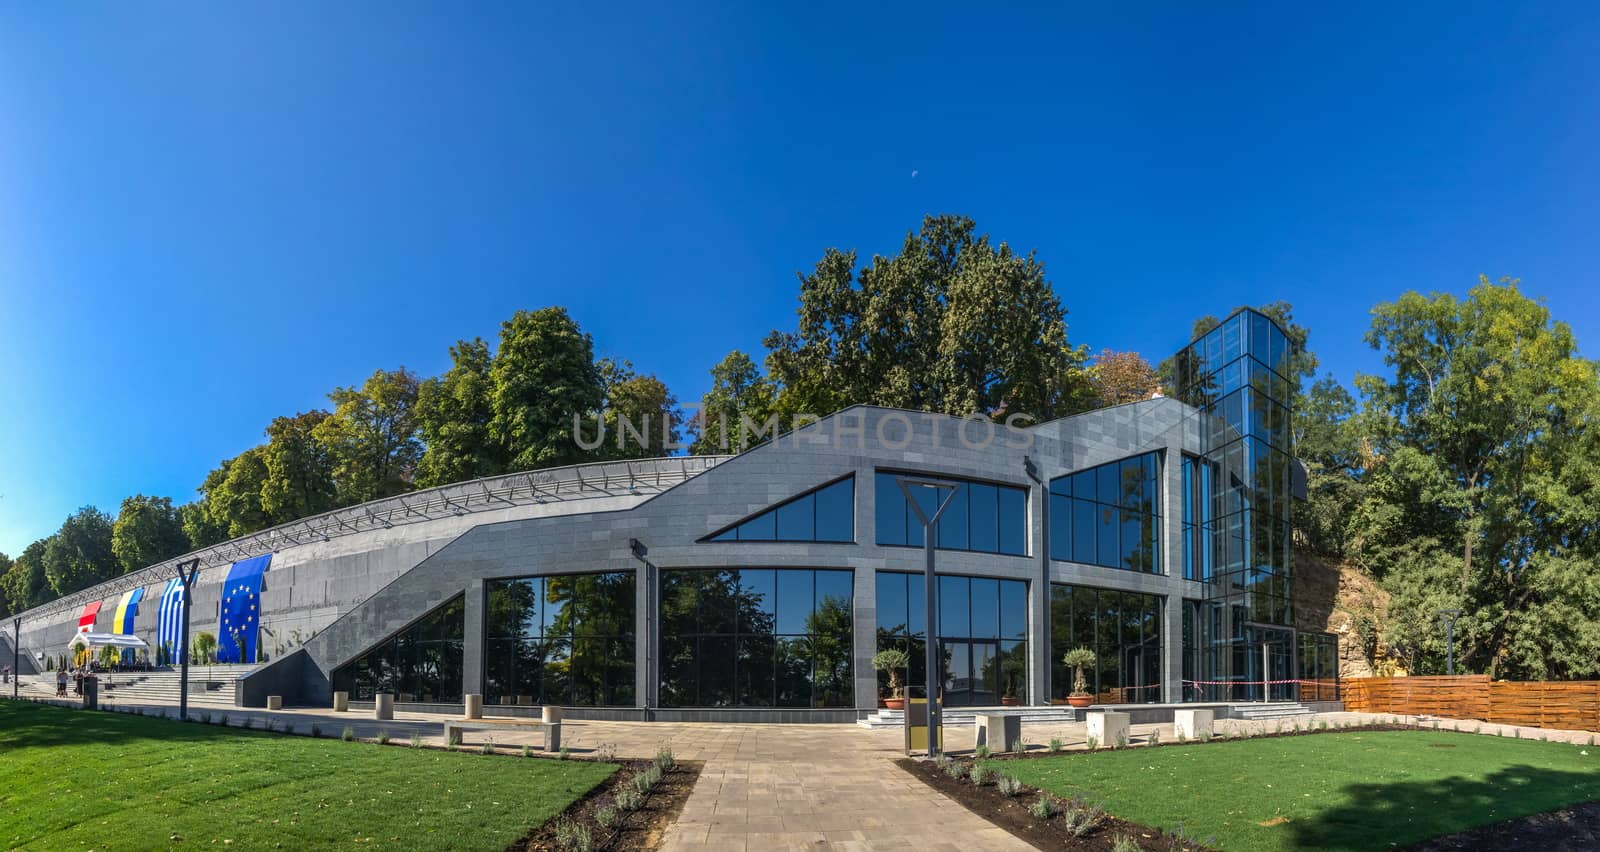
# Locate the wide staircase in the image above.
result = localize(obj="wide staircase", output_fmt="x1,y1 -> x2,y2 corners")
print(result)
20,666 -> 257,708
1230,701 -> 1315,721
858,705 -> 1081,730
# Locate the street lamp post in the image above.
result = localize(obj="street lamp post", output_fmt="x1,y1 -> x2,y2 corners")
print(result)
11,617 -> 19,699
896,477 -> 958,759
175,558 -> 201,721
1437,609 -> 1462,676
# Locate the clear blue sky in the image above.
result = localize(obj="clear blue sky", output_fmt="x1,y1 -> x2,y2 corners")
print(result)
1,3 -> 1596,556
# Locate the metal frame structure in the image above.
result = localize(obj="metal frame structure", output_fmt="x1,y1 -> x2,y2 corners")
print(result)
13,456 -> 730,626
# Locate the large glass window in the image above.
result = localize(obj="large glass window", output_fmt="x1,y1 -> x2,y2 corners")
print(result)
705,476 -> 855,543
660,568 -> 853,708
875,472 -> 1028,556
875,572 -> 1027,707
1049,584 -> 1161,704
332,595 -> 464,703
1048,452 -> 1162,573
485,572 -> 636,707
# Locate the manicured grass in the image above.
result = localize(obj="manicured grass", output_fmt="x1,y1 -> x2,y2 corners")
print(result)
0,701 -> 615,850
989,729 -> 1600,852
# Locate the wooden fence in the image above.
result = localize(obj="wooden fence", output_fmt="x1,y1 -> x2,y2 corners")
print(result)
1343,675 -> 1600,733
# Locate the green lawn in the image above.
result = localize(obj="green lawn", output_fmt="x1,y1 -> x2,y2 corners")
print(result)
989,730 -> 1600,852
0,701 -> 615,850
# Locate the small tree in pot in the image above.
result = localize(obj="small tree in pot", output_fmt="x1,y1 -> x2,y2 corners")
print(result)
1001,659 -> 1026,706
872,649 -> 910,709
1062,647 -> 1097,708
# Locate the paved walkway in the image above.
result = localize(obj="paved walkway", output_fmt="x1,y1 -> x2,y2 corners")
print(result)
18,683 -> 1600,851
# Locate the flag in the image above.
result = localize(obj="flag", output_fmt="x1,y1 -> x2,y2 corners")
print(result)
112,588 -> 145,634
217,555 -> 271,664
78,601 -> 103,633
157,578 -> 186,664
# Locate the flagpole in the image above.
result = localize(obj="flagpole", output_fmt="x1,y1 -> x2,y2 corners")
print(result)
175,558 -> 200,722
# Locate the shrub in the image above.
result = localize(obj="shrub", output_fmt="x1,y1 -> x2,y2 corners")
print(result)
975,743 -> 992,759
1086,736 -> 1098,751
1149,730 -> 1160,746
969,765 -> 990,786
1048,737 -> 1064,753
942,759 -> 967,780
523,744 -> 533,758
654,746 -> 675,771
412,733 -> 424,749
596,804 -> 622,831
1061,799 -> 1104,838
219,714 -> 229,727
1111,833 -> 1140,852
996,774 -> 1024,797
284,723 -> 296,736
311,724 -> 322,739
448,728 -> 463,746
632,765 -> 662,795
1028,793 -> 1059,820
341,727 -> 355,742
614,787 -> 643,812
377,730 -> 390,746
1177,731 -> 1186,743
1114,733 -> 1129,749
480,741 -> 495,755
558,746 -> 570,760
553,818 -> 592,852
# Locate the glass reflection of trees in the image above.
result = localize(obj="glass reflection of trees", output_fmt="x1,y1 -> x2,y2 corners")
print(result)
331,595 -> 464,703
485,571 -> 636,707
1048,452 -> 1162,574
875,572 -> 1028,707
1049,584 -> 1162,704
659,568 -> 853,708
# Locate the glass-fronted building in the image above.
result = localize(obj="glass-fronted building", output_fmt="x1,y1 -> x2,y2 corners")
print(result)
14,307 -> 1338,720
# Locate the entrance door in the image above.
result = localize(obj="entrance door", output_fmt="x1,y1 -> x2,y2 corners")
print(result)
1243,625 -> 1295,702
940,640 -> 1001,706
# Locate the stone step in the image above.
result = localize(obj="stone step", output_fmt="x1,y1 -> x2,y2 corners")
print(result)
857,706 -> 1082,729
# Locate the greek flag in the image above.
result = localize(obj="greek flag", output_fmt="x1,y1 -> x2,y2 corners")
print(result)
157,578 -> 186,665
217,555 -> 271,664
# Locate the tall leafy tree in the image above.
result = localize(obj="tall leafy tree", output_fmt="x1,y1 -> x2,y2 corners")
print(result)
595,358 -> 681,460
689,350 -> 777,455
416,337 -> 498,487
194,448 -> 274,539
763,214 -> 1091,424
42,507 -> 117,596
111,495 -> 189,573
1351,278 -> 1600,678
1087,349 -> 1159,407
179,500 -> 228,551
0,540 -> 51,614
261,410 -> 339,522
489,307 -> 604,470
315,368 -> 423,504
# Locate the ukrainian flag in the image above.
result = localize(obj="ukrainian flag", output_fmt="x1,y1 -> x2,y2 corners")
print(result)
112,587 -> 145,634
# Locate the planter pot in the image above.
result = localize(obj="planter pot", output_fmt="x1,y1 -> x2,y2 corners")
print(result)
1066,694 -> 1094,708
1000,696 -> 1021,706
884,698 -> 907,710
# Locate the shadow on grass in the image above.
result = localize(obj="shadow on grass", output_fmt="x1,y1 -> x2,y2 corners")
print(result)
1289,764 -> 1600,852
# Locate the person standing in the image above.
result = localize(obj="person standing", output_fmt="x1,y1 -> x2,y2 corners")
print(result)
56,668 -> 68,697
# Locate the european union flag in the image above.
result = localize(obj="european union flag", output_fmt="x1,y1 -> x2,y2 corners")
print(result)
217,554 -> 271,664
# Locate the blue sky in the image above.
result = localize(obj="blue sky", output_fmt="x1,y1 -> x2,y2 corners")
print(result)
1,3 -> 1596,556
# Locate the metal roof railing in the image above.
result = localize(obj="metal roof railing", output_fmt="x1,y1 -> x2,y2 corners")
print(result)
14,454 -> 730,625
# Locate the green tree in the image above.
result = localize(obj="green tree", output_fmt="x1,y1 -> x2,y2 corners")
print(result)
763,214 -> 1091,424
179,500 -> 228,551
111,495 -> 189,573
42,507 -> 117,596
1294,376 -> 1366,556
689,350 -> 778,455
0,540 -> 53,614
260,410 -> 339,523
489,307 -> 604,471
1087,349 -> 1159,408
0,552 -> 10,618
594,358 -> 681,459
314,368 -> 422,504
415,337 -> 498,487
194,448 -> 273,540
1352,278 -> 1600,678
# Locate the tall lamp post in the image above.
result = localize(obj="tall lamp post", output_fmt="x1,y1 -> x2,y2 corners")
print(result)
11,617 -> 19,700
1437,609 -> 1462,676
896,477 -> 958,759
175,558 -> 201,721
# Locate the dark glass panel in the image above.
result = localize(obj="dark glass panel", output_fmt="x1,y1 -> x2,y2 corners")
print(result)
969,482 -> 999,552
570,637 -> 605,706
1072,499 -> 1097,564
775,636 -> 813,707
542,578 -> 568,635
906,572 -> 927,637
776,569 -> 813,635
1071,585 -> 1096,649
541,635 -> 571,705
875,473 -> 908,546
698,569 -> 739,635
814,570 -> 853,626
938,482 -> 969,550
1122,510 -> 1146,572
486,638 -> 515,704
709,528 -> 736,542
1096,464 -> 1119,505
814,478 -> 854,542
659,570 -> 696,637
939,576 -> 969,637
998,487 -> 1027,555
1049,493 -> 1071,561
736,635 -> 776,706
775,494 -> 815,541
607,640 -> 636,706
875,572 -> 908,634
969,578 -> 1000,639
1000,640 -> 1027,703
1001,580 -> 1028,640
812,628 -> 853,708
739,569 -> 776,635
659,635 -> 696,706
736,508 -> 776,541
698,636 -> 735,707
906,485 -> 941,548
1096,504 -> 1118,566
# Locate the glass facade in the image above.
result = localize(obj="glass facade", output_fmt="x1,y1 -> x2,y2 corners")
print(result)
1173,309 -> 1296,701
485,572 -> 636,707
875,572 -> 1028,707
659,568 -> 853,708
1049,452 -> 1162,573
1050,584 -> 1162,704
875,472 -> 1027,556
1298,632 -> 1340,701
706,476 -> 855,542
332,596 -> 464,703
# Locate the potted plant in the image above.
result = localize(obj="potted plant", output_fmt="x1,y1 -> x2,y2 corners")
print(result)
872,649 -> 910,710
1001,659 -> 1025,706
1062,647 -> 1097,708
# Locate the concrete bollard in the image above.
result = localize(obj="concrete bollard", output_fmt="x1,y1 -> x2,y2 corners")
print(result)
375,693 -> 394,721
1174,708 -> 1214,740
976,713 -> 1022,751
464,693 -> 483,719
332,691 -> 349,712
266,695 -> 283,711
541,705 -> 563,724
1086,710 -> 1130,748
